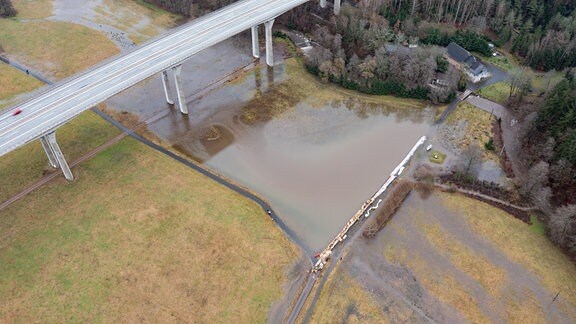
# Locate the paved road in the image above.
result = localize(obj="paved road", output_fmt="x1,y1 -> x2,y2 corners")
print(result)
0,0 -> 313,156
466,95 -> 507,118
435,89 -> 472,124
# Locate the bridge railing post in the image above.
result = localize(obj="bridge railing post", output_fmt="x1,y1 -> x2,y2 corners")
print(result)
264,19 -> 275,67
172,64 -> 189,115
161,70 -> 175,105
42,132 -> 74,181
251,26 -> 260,59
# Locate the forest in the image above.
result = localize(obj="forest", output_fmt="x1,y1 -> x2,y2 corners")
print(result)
360,0 -> 576,71
520,74 -> 576,253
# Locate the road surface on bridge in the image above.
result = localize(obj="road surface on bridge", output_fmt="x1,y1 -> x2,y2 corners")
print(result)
0,0 -> 311,156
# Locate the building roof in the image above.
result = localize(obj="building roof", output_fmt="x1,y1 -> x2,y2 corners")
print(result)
447,42 -> 471,63
447,42 -> 487,76
464,55 -> 477,66
469,61 -> 486,75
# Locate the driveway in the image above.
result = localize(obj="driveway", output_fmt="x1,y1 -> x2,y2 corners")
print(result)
468,61 -> 510,91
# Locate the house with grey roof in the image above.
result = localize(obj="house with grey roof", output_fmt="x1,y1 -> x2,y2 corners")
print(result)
446,42 -> 491,83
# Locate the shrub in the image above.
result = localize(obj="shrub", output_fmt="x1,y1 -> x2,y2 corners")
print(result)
485,138 -> 495,151
363,180 -> 413,239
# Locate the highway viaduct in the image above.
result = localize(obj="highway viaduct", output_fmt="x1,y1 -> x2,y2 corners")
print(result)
0,0 -> 342,181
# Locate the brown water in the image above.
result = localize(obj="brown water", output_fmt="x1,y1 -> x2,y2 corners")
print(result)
106,43 -> 435,251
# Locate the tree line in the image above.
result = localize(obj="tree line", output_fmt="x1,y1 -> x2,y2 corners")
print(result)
519,73 -> 576,254
294,5 -> 461,102
144,0 -> 236,16
0,0 -> 16,17
358,0 -> 576,71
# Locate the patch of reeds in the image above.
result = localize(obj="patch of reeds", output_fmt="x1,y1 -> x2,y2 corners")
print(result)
363,180 -> 413,239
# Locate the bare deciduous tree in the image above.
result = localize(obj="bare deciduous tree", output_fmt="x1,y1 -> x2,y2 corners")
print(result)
549,204 -> 576,251
521,161 -> 549,198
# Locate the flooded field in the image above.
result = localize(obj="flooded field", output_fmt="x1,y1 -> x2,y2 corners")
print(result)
107,45 -> 435,250
309,192 -> 576,322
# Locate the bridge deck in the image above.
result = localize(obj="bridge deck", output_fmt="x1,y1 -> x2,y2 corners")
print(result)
0,0 -> 309,156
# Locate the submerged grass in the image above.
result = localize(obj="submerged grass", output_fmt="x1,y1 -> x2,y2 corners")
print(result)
384,245 -> 489,323
236,58 -> 429,125
423,222 -> 507,297
309,271 -> 389,323
0,137 -> 299,322
94,0 -> 180,44
441,193 -> 576,307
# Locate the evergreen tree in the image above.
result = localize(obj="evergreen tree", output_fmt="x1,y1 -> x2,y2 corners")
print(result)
0,0 -> 16,17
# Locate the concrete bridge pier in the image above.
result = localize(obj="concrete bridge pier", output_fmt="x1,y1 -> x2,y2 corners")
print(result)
40,132 -> 74,181
334,0 -> 341,14
161,70 -> 174,105
171,64 -> 189,115
251,26 -> 260,58
320,0 -> 326,8
40,136 -> 58,169
264,19 -> 275,67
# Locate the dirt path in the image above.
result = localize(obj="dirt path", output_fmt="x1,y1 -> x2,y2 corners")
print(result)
464,95 -> 527,177
434,183 -> 534,212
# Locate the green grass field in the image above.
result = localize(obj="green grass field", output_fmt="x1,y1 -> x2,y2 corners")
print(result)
530,214 -> 546,235
477,82 -> 510,104
0,137 -> 299,322
484,51 -> 520,73
0,111 -> 121,204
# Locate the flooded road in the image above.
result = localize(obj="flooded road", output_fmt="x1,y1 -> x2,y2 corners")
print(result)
107,42 -> 435,250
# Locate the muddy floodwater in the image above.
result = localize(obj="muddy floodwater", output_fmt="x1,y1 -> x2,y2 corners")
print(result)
107,43 -> 436,251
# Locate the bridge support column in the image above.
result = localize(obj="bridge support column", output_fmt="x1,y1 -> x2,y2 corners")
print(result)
251,26 -> 260,58
320,0 -> 326,8
40,136 -> 58,168
42,132 -> 74,181
334,0 -> 341,14
264,19 -> 275,67
161,70 -> 174,105
172,64 -> 188,115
